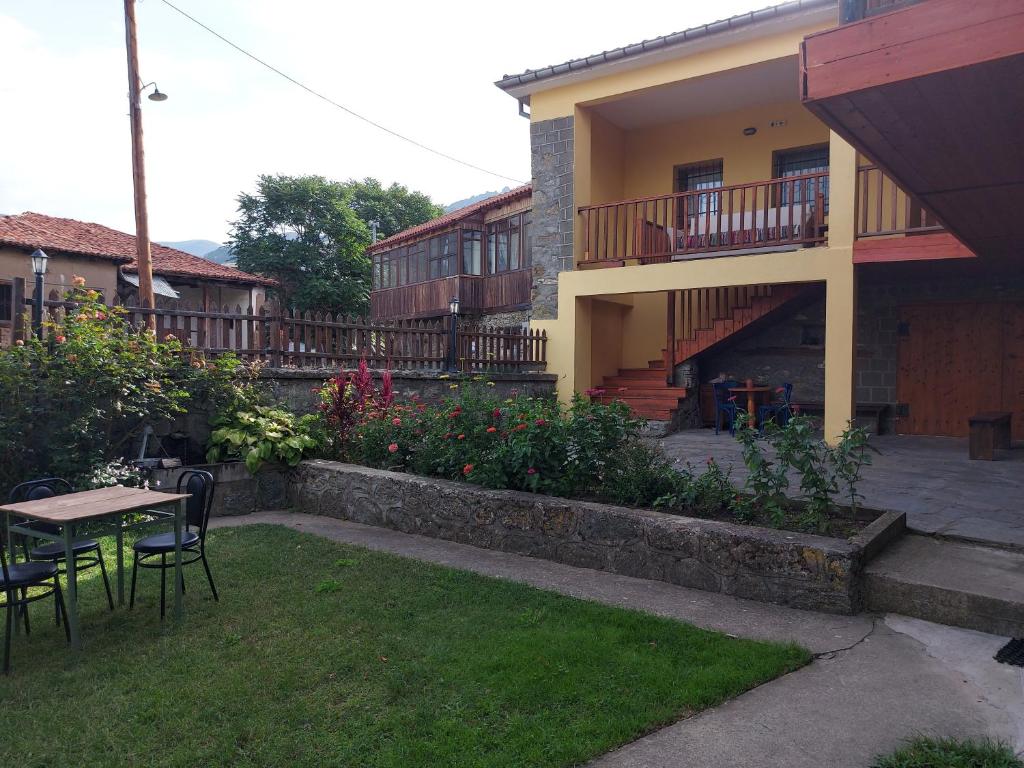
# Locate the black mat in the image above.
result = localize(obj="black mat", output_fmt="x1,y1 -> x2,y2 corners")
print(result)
994,638 -> 1024,666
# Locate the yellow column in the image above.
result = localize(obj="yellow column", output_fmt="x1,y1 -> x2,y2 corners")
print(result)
823,132 -> 858,443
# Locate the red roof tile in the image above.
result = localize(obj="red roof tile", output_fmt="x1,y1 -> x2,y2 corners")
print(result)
0,212 -> 274,287
367,185 -> 532,253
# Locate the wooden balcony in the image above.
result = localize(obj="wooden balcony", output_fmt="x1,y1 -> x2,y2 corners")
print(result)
578,172 -> 828,268
370,270 -> 530,320
853,163 -> 975,264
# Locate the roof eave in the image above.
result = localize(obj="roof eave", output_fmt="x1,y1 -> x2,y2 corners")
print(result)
494,0 -> 836,99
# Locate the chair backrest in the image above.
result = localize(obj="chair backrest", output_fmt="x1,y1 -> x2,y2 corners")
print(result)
712,380 -> 740,406
7,478 -> 73,536
176,469 -> 215,541
780,382 -> 793,405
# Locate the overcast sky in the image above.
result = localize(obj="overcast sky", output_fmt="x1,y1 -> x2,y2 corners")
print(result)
1,0 -> 768,244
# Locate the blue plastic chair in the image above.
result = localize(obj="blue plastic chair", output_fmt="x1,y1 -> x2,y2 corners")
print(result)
757,383 -> 794,433
712,380 -> 741,435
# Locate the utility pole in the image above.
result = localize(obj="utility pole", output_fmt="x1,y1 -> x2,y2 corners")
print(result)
124,0 -> 156,327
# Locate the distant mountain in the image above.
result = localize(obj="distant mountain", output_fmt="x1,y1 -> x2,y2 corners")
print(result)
202,245 -> 235,265
157,239 -> 221,257
444,187 -> 511,213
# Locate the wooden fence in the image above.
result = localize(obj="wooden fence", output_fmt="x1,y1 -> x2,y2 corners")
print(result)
10,287 -> 546,373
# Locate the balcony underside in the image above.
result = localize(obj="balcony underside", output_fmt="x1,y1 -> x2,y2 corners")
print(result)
801,0 -> 1024,260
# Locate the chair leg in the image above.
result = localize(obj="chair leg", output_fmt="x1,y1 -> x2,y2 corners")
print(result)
4,597 -> 12,675
201,553 -> 219,601
130,555 -> 139,609
96,550 -> 115,612
714,408 -> 721,435
159,553 -> 166,620
54,579 -> 70,644
20,588 -> 29,636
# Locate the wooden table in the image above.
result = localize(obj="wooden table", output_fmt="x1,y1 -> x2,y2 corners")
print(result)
0,486 -> 190,650
729,381 -> 773,424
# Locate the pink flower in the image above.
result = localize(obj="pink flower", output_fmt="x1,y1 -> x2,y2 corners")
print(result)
535,418 -> 547,426
727,395 -> 737,403
775,386 -> 785,394
527,467 -> 537,475
96,311 -> 107,321
55,335 -> 66,344
463,464 -> 474,476
492,408 -> 502,419
486,426 -> 497,433
387,443 -> 398,454
457,433 -> 465,440
392,417 -> 401,426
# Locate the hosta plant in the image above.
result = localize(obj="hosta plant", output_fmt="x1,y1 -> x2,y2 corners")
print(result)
207,405 -> 319,473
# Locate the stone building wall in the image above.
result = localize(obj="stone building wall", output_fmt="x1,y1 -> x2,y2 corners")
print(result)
529,116 -> 574,319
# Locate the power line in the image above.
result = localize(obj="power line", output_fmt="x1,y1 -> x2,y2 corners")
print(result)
156,0 -> 527,185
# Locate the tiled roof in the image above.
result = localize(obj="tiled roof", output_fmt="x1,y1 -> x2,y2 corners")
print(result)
367,185 -> 532,253
495,0 -> 836,92
0,212 -> 274,287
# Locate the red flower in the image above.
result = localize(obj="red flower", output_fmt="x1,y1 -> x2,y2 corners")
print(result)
392,417 -> 402,426
457,433 -> 465,440
514,423 -> 527,431
727,396 -> 737,403
535,418 -> 547,426
492,408 -> 502,419
527,467 -> 537,475
387,443 -> 399,454
463,464 -> 474,475
55,335 -> 66,344
486,426 -> 497,433
775,386 -> 785,394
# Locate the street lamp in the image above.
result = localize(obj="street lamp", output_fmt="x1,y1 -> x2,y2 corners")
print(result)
30,248 -> 48,339
447,296 -> 460,372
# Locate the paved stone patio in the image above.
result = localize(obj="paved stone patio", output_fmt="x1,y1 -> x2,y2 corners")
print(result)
213,513 -> 1024,767
660,430 -> 1024,548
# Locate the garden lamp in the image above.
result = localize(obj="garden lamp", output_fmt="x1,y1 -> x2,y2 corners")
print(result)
447,296 -> 460,372
30,248 -> 48,339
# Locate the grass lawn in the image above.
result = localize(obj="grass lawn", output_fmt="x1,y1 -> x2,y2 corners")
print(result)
1,524 -> 808,767
873,738 -> 1023,768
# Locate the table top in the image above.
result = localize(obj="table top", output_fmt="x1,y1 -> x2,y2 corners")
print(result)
729,385 -> 772,393
0,486 -> 189,524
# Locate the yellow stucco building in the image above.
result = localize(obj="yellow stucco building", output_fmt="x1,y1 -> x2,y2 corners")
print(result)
496,0 -> 1018,442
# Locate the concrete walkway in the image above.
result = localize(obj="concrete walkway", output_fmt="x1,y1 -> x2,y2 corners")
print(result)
661,431 -> 1024,549
212,512 -> 1024,767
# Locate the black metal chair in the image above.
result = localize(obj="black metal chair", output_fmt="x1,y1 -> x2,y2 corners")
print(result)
130,469 -> 218,619
713,380 -> 741,435
2,530 -> 70,674
8,479 -> 114,614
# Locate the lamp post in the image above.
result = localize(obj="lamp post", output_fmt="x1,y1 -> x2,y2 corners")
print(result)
447,296 -> 460,373
124,0 -> 168,328
30,249 -> 48,340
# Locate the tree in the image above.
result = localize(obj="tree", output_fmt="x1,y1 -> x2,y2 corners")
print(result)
343,178 -> 444,241
231,175 -> 371,314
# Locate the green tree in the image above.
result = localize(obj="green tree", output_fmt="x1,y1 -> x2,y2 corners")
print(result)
230,175 -> 372,314
343,178 -> 444,240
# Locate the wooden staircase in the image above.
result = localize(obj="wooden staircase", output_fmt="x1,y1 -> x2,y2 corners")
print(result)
590,365 -> 687,421
671,283 -> 815,364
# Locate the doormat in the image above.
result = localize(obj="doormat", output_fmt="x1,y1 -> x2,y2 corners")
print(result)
994,638 -> 1024,666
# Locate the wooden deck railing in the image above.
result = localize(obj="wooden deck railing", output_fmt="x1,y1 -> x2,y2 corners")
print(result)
370,270 -> 530,320
578,171 -> 828,267
9,283 -> 546,373
855,164 -> 944,239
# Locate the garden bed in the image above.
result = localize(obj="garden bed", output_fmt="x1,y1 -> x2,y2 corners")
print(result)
288,461 -> 905,614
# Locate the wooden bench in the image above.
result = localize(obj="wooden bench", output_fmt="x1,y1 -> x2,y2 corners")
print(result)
791,402 -> 891,435
968,411 -> 1012,460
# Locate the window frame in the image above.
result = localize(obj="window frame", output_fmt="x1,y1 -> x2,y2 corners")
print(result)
674,159 -> 724,221
771,143 -> 830,208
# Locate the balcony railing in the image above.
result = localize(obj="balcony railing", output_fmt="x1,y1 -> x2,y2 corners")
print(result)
856,164 -> 944,238
578,171 -> 828,267
370,270 -> 530,320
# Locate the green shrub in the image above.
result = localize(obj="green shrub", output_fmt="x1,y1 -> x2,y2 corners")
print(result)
0,287 -> 242,493
872,737 -> 1022,768
207,405 -> 320,473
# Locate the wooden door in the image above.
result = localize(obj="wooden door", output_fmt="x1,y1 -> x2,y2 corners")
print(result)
896,302 -> 1024,438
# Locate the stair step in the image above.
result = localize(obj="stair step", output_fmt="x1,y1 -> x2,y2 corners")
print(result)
865,535 -> 1024,637
616,368 -> 668,380
647,359 -> 664,369
595,387 -> 689,399
603,378 -> 672,388
594,395 -> 686,408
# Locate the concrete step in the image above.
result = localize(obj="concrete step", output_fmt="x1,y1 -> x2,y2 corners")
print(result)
865,534 -> 1024,637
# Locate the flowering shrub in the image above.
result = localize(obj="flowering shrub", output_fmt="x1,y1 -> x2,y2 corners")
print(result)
316,359 -> 393,452
0,285 -> 246,493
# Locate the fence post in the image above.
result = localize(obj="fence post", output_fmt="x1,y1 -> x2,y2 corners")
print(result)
11,277 -> 26,343
268,301 -> 282,368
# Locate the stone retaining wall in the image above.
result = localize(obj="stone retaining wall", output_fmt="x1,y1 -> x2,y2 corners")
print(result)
288,460 -> 905,614
151,462 -> 287,517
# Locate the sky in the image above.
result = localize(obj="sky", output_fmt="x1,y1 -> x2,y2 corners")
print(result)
0,0 -> 770,245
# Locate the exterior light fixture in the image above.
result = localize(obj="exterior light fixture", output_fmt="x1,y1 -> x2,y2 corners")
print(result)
742,126 -> 757,136
141,82 -> 168,102
30,248 -> 49,339
447,296 -> 460,372
449,296 -> 460,315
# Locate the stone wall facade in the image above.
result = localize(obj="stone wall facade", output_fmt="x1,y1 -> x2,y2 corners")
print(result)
530,116 -> 574,319
150,461 -> 287,517
288,460 -> 904,614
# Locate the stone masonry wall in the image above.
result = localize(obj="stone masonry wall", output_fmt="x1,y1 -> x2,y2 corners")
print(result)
530,116 -> 574,319
287,460 -> 893,614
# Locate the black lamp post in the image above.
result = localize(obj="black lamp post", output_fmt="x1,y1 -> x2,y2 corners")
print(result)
30,248 -> 48,340
447,296 -> 460,372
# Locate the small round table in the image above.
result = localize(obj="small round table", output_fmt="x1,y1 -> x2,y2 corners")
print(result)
729,380 -> 773,424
